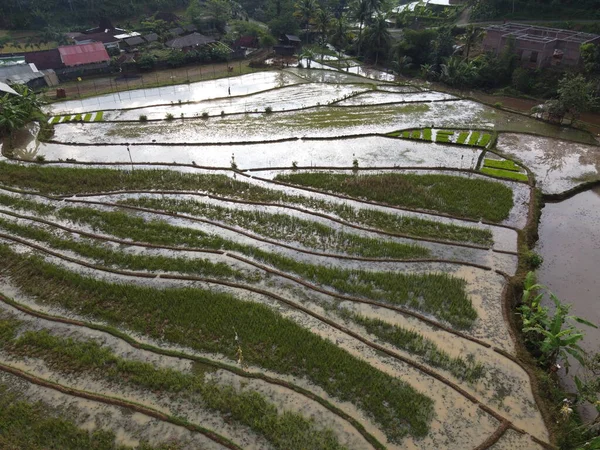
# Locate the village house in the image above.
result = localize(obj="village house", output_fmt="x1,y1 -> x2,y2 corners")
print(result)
483,23 -> 600,68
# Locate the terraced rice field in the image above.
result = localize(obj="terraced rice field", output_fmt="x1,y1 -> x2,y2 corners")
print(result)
2,67 -> 595,449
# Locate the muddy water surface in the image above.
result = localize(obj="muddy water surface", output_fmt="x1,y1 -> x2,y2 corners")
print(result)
535,188 -> 600,419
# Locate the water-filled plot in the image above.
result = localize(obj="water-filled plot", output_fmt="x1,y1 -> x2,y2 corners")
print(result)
1,67 -> 576,450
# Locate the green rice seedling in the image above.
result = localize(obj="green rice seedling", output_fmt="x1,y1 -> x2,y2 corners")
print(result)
483,159 -> 523,172
456,132 -> 469,144
274,172 -> 514,223
0,197 -> 476,326
467,132 -> 480,146
410,130 -> 421,139
0,245 -> 435,442
422,128 -> 432,141
435,134 -> 450,143
0,164 -> 493,245
478,133 -> 492,147
93,111 -> 104,122
0,218 -> 254,282
402,130 -> 410,138
480,167 -> 528,182
344,313 -> 485,382
117,197 -> 430,259
0,317 -> 348,450
0,382 -> 175,450
61,115 -> 71,123
50,116 -> 61,124
83,113 -> 92,122
73,114 -> 82,122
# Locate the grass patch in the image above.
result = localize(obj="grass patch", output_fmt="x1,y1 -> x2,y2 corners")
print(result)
274,172 -> 514,223
117,197 -> 431,259
456,132 -> 469,144
0,164 -> 494,246
480,167 -> 528,182
0,316 -> 347,450
483,159 -> 523,172
94,111 -> 104,122
0,382 -> 176,450
344,313 -> 485,382
0,245 -> 435,443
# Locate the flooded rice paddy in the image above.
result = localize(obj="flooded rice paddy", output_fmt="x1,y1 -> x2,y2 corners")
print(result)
2,66 -> 594,449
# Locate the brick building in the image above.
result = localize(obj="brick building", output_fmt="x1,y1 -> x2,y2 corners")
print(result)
483,23 -> 600,68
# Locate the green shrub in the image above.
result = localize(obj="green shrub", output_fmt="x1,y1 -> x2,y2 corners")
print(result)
265,106 -> 273,114
524,251 -> 544,269
35,155 -> 45,162
139,114 -> 148,122
165,113 -> 174,121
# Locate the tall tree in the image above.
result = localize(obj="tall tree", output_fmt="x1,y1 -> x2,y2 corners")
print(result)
294,0 -> 317,43
463,25 -> 483,61
362,14 -> 390,65
352,0 -> 370,58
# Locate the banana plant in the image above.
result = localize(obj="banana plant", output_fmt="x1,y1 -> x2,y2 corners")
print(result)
520,272 -> 597,372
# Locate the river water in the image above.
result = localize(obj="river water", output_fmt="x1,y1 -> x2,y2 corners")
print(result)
536,188 -> 600,419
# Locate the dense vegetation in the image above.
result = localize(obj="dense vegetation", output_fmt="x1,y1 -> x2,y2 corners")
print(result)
0,244 -> 436,442
0,383 -> 179,450
275,172 -> 514,222
0,315 -> 348,450
0,163 -> 494,245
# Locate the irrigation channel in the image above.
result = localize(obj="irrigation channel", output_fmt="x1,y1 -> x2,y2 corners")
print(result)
1,66 -> 599,450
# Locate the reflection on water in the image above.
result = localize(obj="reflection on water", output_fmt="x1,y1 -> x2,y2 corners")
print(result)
536,188 -> 600,419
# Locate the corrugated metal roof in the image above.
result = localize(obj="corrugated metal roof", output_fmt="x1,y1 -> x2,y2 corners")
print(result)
0,64 -> 45,84
58,43 -> 111,67
166,32 -> 215,49
0,81 -> 19,95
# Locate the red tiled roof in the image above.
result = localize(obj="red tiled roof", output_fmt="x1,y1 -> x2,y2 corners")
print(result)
58,43 -> 110,67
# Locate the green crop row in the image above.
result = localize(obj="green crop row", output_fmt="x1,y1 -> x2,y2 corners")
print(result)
0,194 -> 478,327
118,197 -> 430,260
0,218 -> 255,282
480,167 -> 528,182
478,134 -> 492,147
467,132 -> 480,146
483,159 -> 523,173
0,383 -> 177,450
0,316 -> 347,450
274,172 -> 514,223
346,313 -> 485,382
0,245 -> 435,443
0,163 -> 494,246
456,132 -> 469,144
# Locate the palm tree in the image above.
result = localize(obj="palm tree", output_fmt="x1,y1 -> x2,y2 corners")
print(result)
294,0 -> 318,44
463,25 -> 483,61
330,13 -> 350,62
314,8 -> 331,45
352,0 -> 370,58
362,14 -> 390,65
